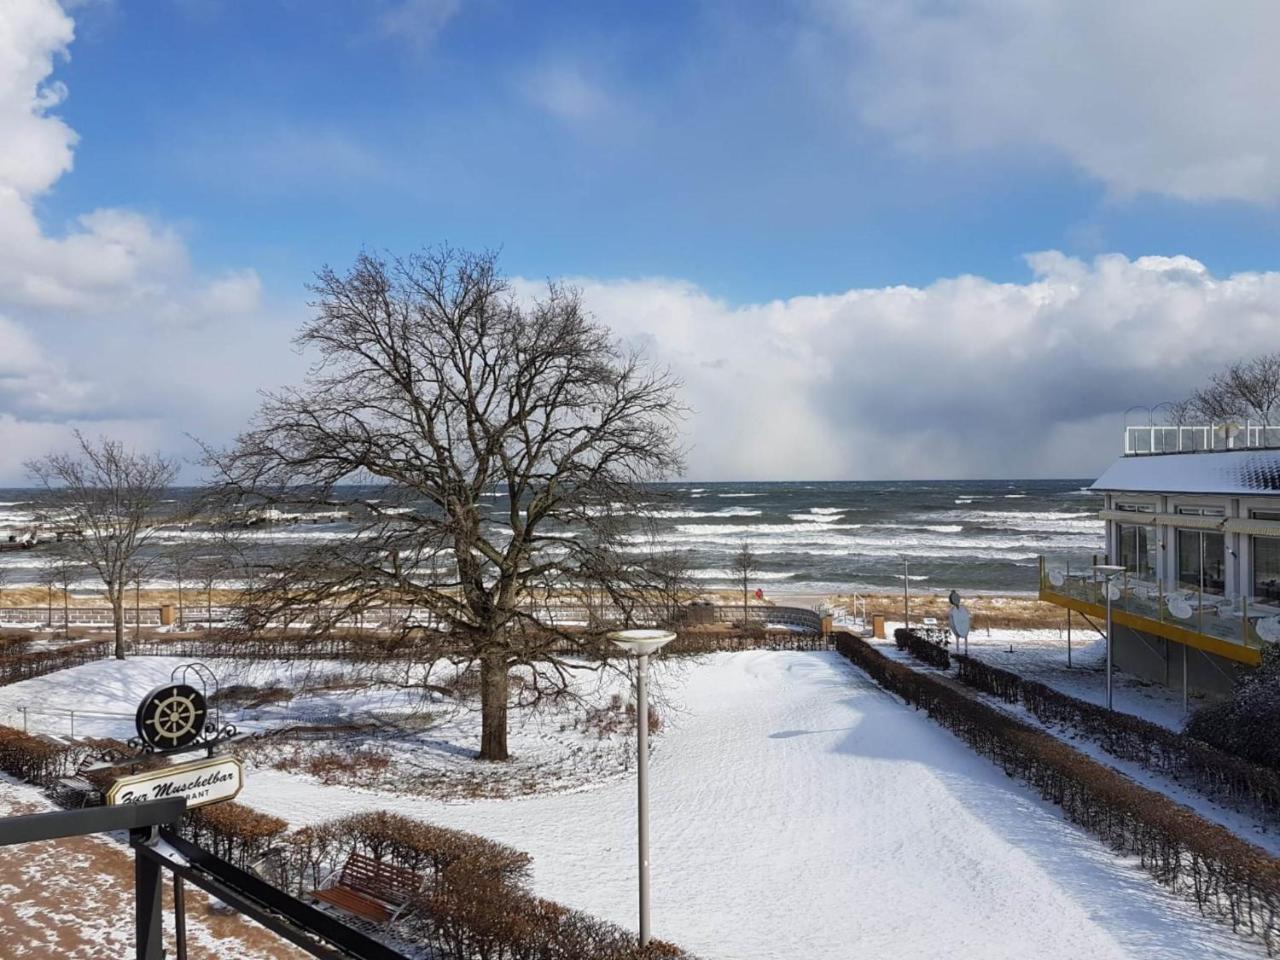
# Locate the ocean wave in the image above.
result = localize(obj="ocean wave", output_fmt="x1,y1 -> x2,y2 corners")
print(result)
869,523 -> 964,534
689,569 -> 796,581
787,513 -> 846,523
646,508 -> 762,519
717,493 -> 760,498
671,522 -> 863,536
810,507 -> 845,515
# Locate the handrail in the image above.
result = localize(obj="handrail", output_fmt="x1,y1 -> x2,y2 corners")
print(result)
1124,420 -> 1280,455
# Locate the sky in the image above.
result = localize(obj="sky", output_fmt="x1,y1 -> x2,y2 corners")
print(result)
2,0 -> 1280,483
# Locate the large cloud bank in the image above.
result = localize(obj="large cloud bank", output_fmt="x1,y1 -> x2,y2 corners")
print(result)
574,253 -> 1280,479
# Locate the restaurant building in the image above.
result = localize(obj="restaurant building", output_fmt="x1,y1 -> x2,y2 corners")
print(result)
1041,423 -> 1280,697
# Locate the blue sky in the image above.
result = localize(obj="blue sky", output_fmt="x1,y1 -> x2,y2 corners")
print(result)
49,0 -> 1280,302
4,0 -> 1280,481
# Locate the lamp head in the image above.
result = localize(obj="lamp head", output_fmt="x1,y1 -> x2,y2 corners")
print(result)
608,629 -> 677,657
1092,563 -> 1126,580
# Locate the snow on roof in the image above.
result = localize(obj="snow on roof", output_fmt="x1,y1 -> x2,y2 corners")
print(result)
1093,449 -> 1280,496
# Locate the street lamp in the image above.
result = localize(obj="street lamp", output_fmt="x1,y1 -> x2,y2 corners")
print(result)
608,628 -> 676,947
1093,564 -> 1125,709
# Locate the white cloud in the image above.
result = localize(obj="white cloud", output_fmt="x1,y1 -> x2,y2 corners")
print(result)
564,253 -> 1280,480
376,0 -> 459,53
522,61 -> 613,123
0,0 -> 269,479
815,0 -> 1280,202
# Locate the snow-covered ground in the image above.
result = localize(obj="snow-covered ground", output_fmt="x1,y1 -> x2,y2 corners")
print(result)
0,650 -> 1266,958
0,655 -> 642,799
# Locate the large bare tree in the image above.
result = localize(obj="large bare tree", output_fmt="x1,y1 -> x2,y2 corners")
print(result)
209,248 -> 685,760
26,433 -> 178,659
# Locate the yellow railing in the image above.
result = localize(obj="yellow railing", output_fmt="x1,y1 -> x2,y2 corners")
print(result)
1038,556 -> 1265,666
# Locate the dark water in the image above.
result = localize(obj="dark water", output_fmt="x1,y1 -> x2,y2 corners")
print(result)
1,479 -> 1103,596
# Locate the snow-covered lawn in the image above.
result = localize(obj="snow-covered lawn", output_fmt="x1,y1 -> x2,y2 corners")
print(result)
242,651 -> 1256,960
0,650 -> 1266,958
0,655 -> 640,798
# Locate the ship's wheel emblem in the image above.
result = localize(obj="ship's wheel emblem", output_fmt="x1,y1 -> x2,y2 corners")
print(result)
135,683 -> 208,750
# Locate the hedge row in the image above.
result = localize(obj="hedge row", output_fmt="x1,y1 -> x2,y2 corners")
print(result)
0,725 -> 130,786
0,638 -> 113,686
893,628 -> 950,670
417,859 -> 688,960
139,624 -> 827,665
836,633 -> 1280,954
175,805 -> 695,959
951,652 -> 1280,825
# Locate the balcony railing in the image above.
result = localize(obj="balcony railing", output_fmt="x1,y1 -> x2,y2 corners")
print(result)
1038,558 -> 1279,656
1124,421 -> 1280,456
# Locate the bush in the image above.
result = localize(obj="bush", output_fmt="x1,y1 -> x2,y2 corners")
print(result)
182,800 -> 288,868
0,638 -> 112,686
211,683 -> 295,709
1187,644 -> 1280,771
0,724 -> 73,784
893,628 -> 950,670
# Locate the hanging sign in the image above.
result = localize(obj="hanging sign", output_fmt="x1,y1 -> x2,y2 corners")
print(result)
106,755 -> 243,810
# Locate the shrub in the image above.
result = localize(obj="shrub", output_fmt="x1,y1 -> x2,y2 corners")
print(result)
0,724 -> 73,784
893,628 -> 950,670
211,683 -> 295,709
302,747 -> 392,784
1187,644 -> 1280,771
182,800 -> 288,868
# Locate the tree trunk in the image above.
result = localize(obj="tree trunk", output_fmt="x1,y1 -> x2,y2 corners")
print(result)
112,592 -> 126,660
479,655 -> 510,761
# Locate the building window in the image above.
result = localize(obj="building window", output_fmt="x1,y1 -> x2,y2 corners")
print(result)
1253,536 -> 1280,603
1178,529 -> 1226,595
1117,523 -> 1156,579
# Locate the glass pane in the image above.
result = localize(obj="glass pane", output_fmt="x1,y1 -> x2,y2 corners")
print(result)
1118,524 -> 1156,579
1203,533 -> 1225,594
1177,529 -> 1200,591
1254,536 -> 1280,603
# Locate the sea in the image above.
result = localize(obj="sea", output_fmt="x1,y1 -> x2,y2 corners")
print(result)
0,479 -> 1103,597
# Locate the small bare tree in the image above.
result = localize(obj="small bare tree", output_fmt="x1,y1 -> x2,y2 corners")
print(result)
208,248 -> 685,761
730,540 -> 758,626
1192,354 -> 1280,426
26,433 -> 178,659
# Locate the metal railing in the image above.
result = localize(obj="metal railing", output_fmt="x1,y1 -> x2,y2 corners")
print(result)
1039,557 -> 1270,650
1124,421 -> 1280,456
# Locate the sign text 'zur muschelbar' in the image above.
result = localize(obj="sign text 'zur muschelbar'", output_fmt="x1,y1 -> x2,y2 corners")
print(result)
106,755 -> 244,810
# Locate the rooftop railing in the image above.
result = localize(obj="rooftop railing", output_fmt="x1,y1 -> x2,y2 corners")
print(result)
1124,421 -> 1280,456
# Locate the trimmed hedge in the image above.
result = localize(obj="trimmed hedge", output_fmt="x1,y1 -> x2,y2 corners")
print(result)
837,633 -> 1280,954
0,724 -> 73,784
952,652 -> 1280,826
893,627 -> 950,670
0,638 -> 112,686
183,800 -> 289,868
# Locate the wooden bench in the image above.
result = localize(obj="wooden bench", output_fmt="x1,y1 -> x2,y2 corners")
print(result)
312,853 -> 421,923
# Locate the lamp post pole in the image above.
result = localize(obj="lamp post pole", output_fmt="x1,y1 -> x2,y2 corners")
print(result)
636,650 -> 652,946
608,629 -> 676,948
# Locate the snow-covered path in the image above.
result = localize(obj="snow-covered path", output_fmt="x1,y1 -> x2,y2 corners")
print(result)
243,651 -> 1262,959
